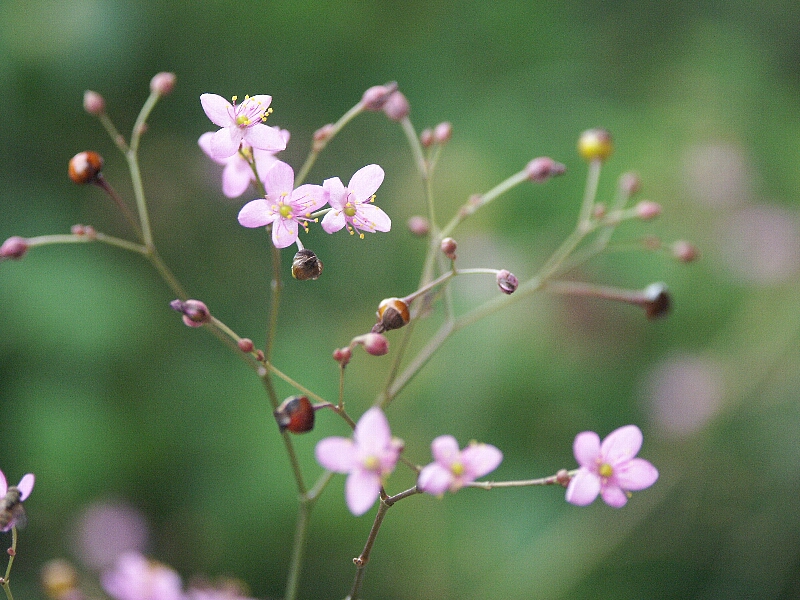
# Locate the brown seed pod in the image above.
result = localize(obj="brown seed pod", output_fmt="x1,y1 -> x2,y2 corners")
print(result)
373,297 -> 410,333
274,396 -> 315,434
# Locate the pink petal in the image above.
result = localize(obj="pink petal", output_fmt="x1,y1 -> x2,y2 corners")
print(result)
601,425 -> 643,465
565,468 -> 601,506
573,431 -> 601,469
247,94 -> 273,108
430,435 -> 461,466
200,93 -> 233,128
208,127 -> 242,159
354,407 -> 391,455
0,471 -> 7,497
321,210 -> 346,233
271,217 -> 299,248
238,199 -> 273,228
461,443 -> 503,479
243,123 -> 287,153
291,184 -> 328,213
354,204 -> 391,232
221,158 -> 254,198
345,469 -> 381,516
615,457 -> 659,491
197,132 -> 226,164
263,161 -> 295,196
322,177 -> 346,209
600,484 -> 629,508
17,474 -> 34,501
348,164 -> 385,201
315,437 -> 357,473
417,463 -> 453,496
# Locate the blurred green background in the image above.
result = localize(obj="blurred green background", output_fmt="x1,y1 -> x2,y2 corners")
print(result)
2,0 -> 800,598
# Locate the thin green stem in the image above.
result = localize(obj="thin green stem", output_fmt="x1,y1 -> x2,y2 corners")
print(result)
284,499 -> 311,600
295,103 -> 364,186
577,159 -> 602,231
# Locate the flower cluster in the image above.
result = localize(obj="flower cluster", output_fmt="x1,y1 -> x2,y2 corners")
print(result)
200,93 -> 391,249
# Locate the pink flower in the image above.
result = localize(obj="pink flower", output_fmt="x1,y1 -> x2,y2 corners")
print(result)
198,129 -> 289,198
566,425 -> 658,508
200,94 -> 286,159
417,435 -> 502,496
321,165 -> 391,238
315,407 -> 403,516
0,470 -> 34,531
237,161 -> 328,248
101,552 -> 183,600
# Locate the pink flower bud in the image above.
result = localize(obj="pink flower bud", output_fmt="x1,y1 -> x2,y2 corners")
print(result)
0,236 -> 28,260
352,333 -> 389,356
333,347 -> 352,367
433,122 -> 452,144
170,299 -> 210,327
383,91 -> 410,121
361,82 -> 398,111
83,90 -> 105,115
149,72 -> 176,96
419,128 -> 434,147
635,200 -> 662,220
237,338 -> 255,353
496,269 -> 519,294
525,157 -> 566,183
440,237 -> 457,261
619,172 -> 641,196
672,240 -> 699,263
407,216 -> 430,236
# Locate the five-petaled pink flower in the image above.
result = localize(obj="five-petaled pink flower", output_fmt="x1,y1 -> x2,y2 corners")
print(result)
315,407 -> 404,516
321,164 -> 391,238
566,424 -> 658,508
198,129 -> 289,198
238,161 -> 328,248
417,435 -> 502,496
0,469 -> 34,531
200,93 -> 287,159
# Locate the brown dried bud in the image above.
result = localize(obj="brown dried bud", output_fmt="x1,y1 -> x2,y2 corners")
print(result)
373,297 -> 410,333
274,396 -> 315,434
291,249 -> 323,280
69,151 -> 104,185
642,283 -> 670,319
440,237 -> 457,261
170,299 -> 210,327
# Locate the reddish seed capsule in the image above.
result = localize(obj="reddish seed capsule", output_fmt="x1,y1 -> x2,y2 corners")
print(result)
373,297 -> 410,333
69,151 -> 104,185
274,396 -> 315,434
642,283 -> 670,319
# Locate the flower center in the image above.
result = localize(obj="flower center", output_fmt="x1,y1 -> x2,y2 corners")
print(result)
599,462 -> 613,478
450,461 -> 465,477
363,455 -> 380,471
279,203 -> 293,219
344,203 -> 357,218
232,95 -> 272,129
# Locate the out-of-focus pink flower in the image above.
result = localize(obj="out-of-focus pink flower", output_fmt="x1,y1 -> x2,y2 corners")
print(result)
417,435 -> 502,496
101,552 -> 183,600
0,470 -> 34,531
566,425 -> 658,508
72,500 -> 150,571
315,407 -> 403,516
198,129 -> 289,198
200,94 -> 286,159
321,165 -> 390,238
237,161 -> 328,248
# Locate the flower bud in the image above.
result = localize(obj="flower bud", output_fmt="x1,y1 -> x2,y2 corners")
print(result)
361,82 -> 398,111
170,299 -> 210,327
333,346 -> 352,367
83,90 -> 105,115
577,128 -> 613,163
619,172 -> 641,196
407,216 -> 430,236
1,236 -> 29,260
440,237 -> 457,261
433,121 -> 452,144
642,283 -> 670,319
525,157 -> 566,183
313,123 -> 335,146
150,72 -> 176,96
635,200 -> 662,220
68,151 -> 104,185
555,469 -> 571,487
496,269 -> 519,294
291,249 -> 323,280
274,395 -> 315,434
672,240 -> 699,263
383,91 -> 410,121
373,297 -> 410,333
237,338 -> 255,353
419,128 -> 434,147
353,332 -> 389,356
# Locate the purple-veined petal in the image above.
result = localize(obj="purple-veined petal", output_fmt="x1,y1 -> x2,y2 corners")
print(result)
565,468 -> 601,506
573,431 -> 601,469
353,407 -> 392,455
197,132 -> 226,165
430,435 -> 460,466
322,177 -> 346,209
247,94 -> 273,108
417,463 -> 453,496
321,210 -> 346,233
200,93 -> 234,128
17,474 -> 34,501
243,123 -> 287,153
345,469 -> 381,516
263,161 -> 295,197
600,484 -> 629,508
461,443 -> 503,479
208,127 -> 242,159
348,164 -> 385,201
615,457 -> 659,491
238,199 -> 273,228
292,184 -> 329,213
601,425 -> 643,466
271,217 -> 299,248
354,204 -> 391,232
315,437 -> 358,473
0,471 -> 7,497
